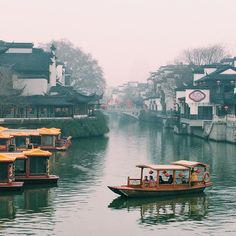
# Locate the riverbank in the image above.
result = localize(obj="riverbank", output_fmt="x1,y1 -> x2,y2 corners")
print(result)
174,117 -> 236,144
138,110 -> 236,144
0,111 -> 109,138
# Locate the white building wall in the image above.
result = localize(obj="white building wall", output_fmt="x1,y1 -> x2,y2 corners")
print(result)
6,48 -> 32,53
221,69 -> 236,75
189,103 -> 198,115
13,75 -> 48,95
193,73 -> 204,83
176,91 -> 185,100
204,68 -> 217,75
49,59 -> 57,89
56,65 -> 65,85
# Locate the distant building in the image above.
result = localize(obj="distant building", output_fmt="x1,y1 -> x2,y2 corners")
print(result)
176,64 -> 236,128
0,41 -> 101,119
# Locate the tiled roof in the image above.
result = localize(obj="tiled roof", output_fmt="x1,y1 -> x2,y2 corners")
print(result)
0,95 -> 73,106
0,49 -> 52,79
0,41 -> 33,48
197,65 -> 236,82
50,85 -> 102,102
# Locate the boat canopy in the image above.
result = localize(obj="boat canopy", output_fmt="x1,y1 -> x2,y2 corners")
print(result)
0,152 -> 29,159
37,128 -> 61,135
136,164 -> 189,171
171,160 -> 208,168
0,133 -> 13,139
0,126 -> 8,132
23,148 -> 52,157
0,127 -> 61,136
0,153 -> 17,162
0,150 -> 51,160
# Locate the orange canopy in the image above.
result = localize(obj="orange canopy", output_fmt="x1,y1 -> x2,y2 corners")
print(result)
37,128 -> 61,135
0,153 -> 17,162
23,148 -> 52,157
0,133 -> 13,139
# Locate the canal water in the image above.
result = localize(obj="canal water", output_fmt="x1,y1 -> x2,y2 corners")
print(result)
1,116 -> 236,235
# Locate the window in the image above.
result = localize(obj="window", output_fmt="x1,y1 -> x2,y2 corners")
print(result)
0,139 -> 6,145
29,157 -> 48,175
15,137 -> 26,147
30,136 -> 41,146
41,136 -> 53,146
0,163 -> 8,181
198,106 -> 213,119
15,159 -> 26,176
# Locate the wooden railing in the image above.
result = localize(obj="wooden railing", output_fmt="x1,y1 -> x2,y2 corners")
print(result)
127,177 -> 142,187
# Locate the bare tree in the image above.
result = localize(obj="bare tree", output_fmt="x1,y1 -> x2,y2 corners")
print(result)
177,44 -> 230,66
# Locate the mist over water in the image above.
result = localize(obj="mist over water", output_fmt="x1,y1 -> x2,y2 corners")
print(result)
1,116 -> 236,235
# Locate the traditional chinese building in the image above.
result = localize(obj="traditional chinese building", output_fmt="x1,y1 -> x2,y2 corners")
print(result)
175,64 -> 236,134
0,41 -> 101,120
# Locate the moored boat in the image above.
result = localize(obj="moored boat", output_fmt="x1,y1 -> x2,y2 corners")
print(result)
108,160 -> 212,198
0,126 -> 72,152
0,154 -> 24,191
1,149 -> 59,185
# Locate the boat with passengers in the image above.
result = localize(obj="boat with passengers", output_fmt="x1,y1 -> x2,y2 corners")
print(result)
0,126 -> 72,152
108,160 -> 212,198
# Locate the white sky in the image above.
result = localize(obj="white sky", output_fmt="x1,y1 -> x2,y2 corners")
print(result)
1,0 -> 236,86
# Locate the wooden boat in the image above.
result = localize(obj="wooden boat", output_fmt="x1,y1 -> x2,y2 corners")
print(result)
0,154 -> 24,191
0,127 -> 72,152
108,160 -> 212,198
1,149 -> 59,185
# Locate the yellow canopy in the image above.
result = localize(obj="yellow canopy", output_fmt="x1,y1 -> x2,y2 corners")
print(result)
0,126 -> 8,131
23,148 -> 52,157
0,153 -> 16,162
0,133 -> 13,139
37,128 -> 61,135
0,152 -> 26,159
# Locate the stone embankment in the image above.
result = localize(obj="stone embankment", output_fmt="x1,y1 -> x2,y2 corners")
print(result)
174,116 -> 236,144
203,118 -> 236,143
1,111 -> 109,138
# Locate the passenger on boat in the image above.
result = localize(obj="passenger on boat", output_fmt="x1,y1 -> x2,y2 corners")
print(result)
159,175 -> 164,184
167,174 -> 173,184
190,169 -> 198,185
149,175 -> 156,187
142,176 -> 149,187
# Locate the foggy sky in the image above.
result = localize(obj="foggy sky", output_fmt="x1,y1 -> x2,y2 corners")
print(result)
1,0 -> 236,86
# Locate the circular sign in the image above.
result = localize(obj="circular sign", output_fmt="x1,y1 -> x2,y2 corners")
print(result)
189,90 -> 206,102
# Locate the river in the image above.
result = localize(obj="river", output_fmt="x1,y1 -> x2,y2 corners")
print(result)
1,115 -> 236,235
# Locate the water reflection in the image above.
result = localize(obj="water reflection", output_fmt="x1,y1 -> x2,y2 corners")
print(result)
51,136 -> 108,180
23,186 -> 52,212
0,194 -> 15,219
109,194 -> 209,224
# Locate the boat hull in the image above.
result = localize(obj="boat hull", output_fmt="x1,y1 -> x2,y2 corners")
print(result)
0,182 -> 24,192
15,175 -> 59,185
108,183 -> 212,198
